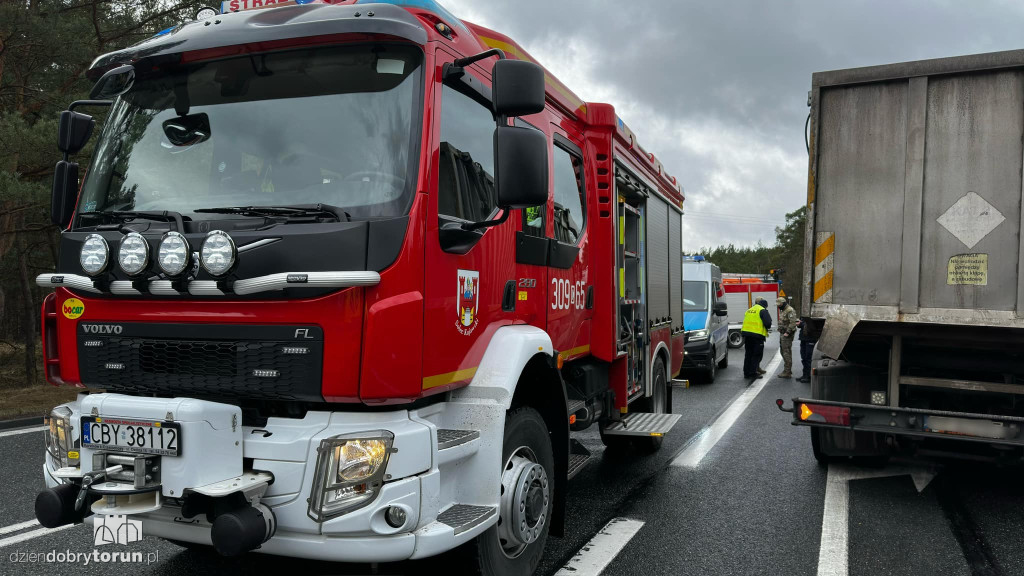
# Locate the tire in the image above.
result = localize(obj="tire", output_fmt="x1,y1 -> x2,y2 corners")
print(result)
456,407 -> 554,576
810,428 -> 838,467
704,349 -> 717,383
728,331 -> 744,348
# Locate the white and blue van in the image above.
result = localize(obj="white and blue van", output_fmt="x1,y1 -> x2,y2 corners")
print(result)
682,256 -> 730,382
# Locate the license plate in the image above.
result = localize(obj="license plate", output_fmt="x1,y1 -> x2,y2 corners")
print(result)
81,417 -> 181,456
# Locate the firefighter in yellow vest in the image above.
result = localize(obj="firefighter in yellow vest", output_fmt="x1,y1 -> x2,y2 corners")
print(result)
741,298 -> 772,380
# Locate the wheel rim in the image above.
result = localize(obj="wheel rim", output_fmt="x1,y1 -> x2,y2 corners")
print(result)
497,445 -> 550,559
729,332 -> 742,346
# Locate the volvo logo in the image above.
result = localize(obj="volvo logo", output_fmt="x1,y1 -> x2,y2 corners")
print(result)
82,324 -> 123,335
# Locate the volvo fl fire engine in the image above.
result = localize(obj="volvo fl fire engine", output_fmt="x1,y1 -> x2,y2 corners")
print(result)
34,2 -> 686,572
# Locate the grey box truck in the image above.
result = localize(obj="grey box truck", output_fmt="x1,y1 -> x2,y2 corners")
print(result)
781,49 -> 1024,463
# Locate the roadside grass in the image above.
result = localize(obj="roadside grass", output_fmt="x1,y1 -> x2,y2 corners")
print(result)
0,342 -> 81,420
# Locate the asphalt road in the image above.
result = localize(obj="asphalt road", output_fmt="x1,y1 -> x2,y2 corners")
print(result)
3,335 -> 1024,575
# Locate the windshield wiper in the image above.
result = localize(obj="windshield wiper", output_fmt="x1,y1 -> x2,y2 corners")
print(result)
79,210 -> 186,231
193,204 -> 349,222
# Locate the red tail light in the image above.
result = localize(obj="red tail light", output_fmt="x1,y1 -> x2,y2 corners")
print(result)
41,293 -> 64,385
799,403 -> 850,426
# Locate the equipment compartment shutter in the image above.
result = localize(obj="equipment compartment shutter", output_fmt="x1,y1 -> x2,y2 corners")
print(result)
668,210 -> 682,327
647,196 -> 670,320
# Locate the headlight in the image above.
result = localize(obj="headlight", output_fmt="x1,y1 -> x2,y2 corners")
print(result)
157,231 -> 190,277
308,431 -> 394,522
200,230 -> 236,277
117,232 -> 150,276
687,329 -> 709,341
44,406 -> 79,469
79,234 -> 109,276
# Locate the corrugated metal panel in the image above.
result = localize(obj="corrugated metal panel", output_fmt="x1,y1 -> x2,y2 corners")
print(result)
669,211 -> 682,326
918,71 -> 1022,311
815,81 -> 907,307
647,196 -> 670,320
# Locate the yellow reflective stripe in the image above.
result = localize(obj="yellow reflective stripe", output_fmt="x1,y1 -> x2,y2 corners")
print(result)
814,231 -> 835,303
815,233 -> 835,266
559,344 -> 591,360
422,367 -> 477,390
813,270 -> 834,303
619,268 -> 625,297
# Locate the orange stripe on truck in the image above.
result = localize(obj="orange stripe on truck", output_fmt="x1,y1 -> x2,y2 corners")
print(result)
815,233 -> 835,266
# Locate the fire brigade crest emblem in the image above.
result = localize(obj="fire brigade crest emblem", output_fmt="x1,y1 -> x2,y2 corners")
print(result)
456,269 -> 480,336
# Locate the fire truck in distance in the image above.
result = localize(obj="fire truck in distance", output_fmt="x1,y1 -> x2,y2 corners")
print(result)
33,1 -> 686,573
721,273 -> 781,348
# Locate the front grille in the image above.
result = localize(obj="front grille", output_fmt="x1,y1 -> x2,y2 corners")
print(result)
683,353 -> 710,368
78,323 -> 324,401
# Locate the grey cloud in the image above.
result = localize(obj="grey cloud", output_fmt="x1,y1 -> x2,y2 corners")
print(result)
442,0 -> 1024,250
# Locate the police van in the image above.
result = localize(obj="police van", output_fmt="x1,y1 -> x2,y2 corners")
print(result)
682,256 -> 729,382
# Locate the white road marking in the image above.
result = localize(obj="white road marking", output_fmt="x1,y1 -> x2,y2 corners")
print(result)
0,519 -> 39,536
555,518 -> 645,576
817,463 -> 937,576
0,524 -> 76,548
0,425 -> 47,439
671,352 -> 783,468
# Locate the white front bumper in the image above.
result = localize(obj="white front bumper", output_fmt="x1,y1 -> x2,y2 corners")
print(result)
44,393 -> 492,562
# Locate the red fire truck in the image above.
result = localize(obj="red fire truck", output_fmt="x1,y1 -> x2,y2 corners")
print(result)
33,1 -> 685,573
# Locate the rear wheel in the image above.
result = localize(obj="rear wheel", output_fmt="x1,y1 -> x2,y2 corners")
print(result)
635,357 -> 668,452
728,331 -> 744,348
457,407 -> 554,576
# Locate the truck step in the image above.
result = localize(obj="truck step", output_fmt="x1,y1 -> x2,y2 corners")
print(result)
601,412 -> 682,437
437,504 -> 496,535
567,399 -> 585,416
567,439 -> 592,480
437,429 -> 480,450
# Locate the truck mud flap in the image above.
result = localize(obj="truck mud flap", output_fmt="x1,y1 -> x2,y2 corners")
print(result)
777,398 -> 1024,448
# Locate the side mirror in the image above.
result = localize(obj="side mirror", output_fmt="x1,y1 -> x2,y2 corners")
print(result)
57,111 -> 95,155
492,59 -> 545,117
51,161 -> 79,228
494,125 -> 548,209
713,301 -> 728,316
90,64 -> 135,100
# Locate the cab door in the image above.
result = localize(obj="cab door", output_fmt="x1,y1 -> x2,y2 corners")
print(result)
421,48 -> 517,392
546,126 -> 592,358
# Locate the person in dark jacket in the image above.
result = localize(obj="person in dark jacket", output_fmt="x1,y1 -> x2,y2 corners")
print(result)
798,316 -> 818,383
741,298 -> 772,380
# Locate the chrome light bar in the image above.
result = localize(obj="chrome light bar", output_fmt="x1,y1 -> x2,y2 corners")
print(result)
35,273 -> 102,293
233,271 -> 381,295
37,271 -> 380,296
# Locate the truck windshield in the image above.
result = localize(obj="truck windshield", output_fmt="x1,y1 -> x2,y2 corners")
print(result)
77,44 -> 422,221
683,280 -> 709,311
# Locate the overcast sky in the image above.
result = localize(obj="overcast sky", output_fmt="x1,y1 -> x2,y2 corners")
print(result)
442,0 -> 1024,251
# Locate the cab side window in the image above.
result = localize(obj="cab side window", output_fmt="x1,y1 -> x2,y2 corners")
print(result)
552,143 -> 585,244
438,84 -> 496,222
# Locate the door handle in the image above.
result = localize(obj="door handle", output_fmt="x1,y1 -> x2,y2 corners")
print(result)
502,280 -> 516,312
586,285 -> 594,309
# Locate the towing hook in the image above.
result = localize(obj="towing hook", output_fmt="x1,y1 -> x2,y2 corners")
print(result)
775,399 -> 794,413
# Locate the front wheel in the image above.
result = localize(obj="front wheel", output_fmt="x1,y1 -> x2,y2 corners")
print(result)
704,349 -> 717,383
458,407 -> 554,576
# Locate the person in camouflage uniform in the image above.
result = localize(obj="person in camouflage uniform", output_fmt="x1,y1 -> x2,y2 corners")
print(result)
777,297 -> 799,378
